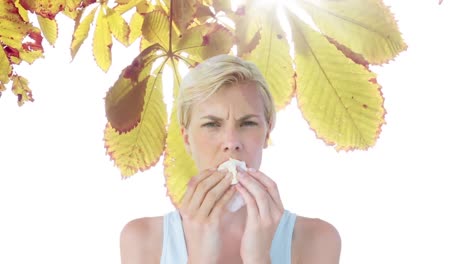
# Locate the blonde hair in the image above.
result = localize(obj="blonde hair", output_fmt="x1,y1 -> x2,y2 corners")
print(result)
177,54 -> 276,130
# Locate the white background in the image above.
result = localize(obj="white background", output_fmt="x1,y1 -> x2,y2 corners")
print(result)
1,1 -> 467,263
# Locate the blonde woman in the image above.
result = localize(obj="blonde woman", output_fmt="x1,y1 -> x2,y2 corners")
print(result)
120,55 -> 341,264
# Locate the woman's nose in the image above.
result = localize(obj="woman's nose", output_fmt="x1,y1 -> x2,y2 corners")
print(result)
223,128 -> 241,152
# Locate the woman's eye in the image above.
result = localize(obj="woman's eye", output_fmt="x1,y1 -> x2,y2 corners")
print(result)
241,121 -> 258,127
202,122 -> 220,128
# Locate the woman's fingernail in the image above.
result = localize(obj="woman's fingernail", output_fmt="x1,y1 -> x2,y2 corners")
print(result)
247,168 -> 257,172
238,171 -> 246,178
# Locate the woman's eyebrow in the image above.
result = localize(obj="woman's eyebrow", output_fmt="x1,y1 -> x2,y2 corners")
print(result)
200,114 -> 260,121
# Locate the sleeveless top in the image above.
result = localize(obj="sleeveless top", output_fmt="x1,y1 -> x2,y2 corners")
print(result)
160,210 -> 297,264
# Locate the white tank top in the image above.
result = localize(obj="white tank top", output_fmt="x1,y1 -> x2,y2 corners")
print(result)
160,210 -> 297,264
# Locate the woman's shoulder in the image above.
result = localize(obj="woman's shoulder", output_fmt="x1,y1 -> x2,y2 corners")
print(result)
292,215 -> 341,263
120,216 -> 164,264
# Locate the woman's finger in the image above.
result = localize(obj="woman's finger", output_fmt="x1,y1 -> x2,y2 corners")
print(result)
189,170 -> 228,215
198,172 -> 233,217
235,182 -> 258,219
246,169 -> 284,211
210,184 -> 237,218
237,171 -> 273,218
180,169 -> 215,210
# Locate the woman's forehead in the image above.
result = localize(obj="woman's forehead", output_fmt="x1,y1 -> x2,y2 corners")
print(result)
192,84 -> 264,118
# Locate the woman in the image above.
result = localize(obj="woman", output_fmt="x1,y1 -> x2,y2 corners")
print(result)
120,55 -> 341,264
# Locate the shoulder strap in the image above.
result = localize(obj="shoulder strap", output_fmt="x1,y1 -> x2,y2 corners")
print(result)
160,211 -> 188,264
270,210 -> 297,264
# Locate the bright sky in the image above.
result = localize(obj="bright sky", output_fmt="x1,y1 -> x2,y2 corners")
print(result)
1,1 -> 467,263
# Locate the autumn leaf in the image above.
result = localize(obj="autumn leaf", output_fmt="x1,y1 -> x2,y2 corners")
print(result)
11,74 -> 34,106
164,59 -> 197,207
0,48 -> 11,83
113,0 -> 145,15
19,0 -> 65,19
0,82 -> 6,97
141,8 -> 170,50
232,4 -> 261,57
297,0 -> 407,64
105,44 -> 166,133
106,6 -> 130,46
128,11 -> 143,45
239,3 -> 295,110
171,0 -> 197,34
71,6 -> 97,59
93,5 -> 112,72
37,16 -> 58,46
1,0 -> 44,65
287,10 -> 385,150
104,62 -> 168,177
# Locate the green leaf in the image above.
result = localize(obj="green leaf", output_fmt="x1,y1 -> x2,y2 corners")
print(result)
93,6 -> 112,72
297,0 -> 407,64
37,15 -> 58,46
71,6 -> 97,59
105,62 -> 168,177
288,10 -> 385,150
106,6 -> 130,46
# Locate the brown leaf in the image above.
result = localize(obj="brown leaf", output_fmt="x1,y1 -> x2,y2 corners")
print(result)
105,77 -> 147,133
171,0 -> 197,34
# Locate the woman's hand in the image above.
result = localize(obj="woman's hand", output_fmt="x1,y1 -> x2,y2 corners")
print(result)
179,169 -> 236,264
235,169 -> 285,264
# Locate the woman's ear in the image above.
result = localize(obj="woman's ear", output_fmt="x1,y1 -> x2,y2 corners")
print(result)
180,126 -> 192,155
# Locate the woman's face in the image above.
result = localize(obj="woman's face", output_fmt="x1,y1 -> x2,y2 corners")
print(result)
182,82 -> 270,171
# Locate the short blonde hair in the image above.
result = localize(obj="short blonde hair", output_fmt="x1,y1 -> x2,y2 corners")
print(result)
177,54 -> 276,130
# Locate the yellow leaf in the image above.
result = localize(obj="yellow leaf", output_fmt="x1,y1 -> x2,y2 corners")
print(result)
171,0 -> 197,34
113,0 -> 145,15
0,48 -> 11,83
105,44 -> 166,133
0,82 -> 6,93
19,0 -> 65,19
174,23 -> 233,63
93,6 -> 112,72
241,4 -> 295,111
0,0 -> 43,64
232,2 -> 261,57
105,64 -> 168,177
297,0 -> 407,64
164,59 -> 197,207
71,6 -> 97,59
11,75 -> 34,106
128,11 -> 143,45
211,0 -> 232,13
141,9 -> 170,50
37,15 -> 58,46
288,11 -> 384,150
106,7 -> 130,46
14,0 -> 29,21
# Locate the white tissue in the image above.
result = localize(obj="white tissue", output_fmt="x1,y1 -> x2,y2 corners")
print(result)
217,158 -> 247,212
